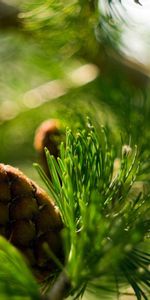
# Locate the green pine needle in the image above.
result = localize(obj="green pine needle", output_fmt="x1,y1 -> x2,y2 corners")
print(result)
36,119 -> 150,300
0,237 -> 40,300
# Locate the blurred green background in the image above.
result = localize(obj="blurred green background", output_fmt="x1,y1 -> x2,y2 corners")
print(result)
0,0 -> 150,177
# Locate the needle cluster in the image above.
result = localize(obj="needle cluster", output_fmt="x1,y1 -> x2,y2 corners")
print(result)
36,119 -> 150,299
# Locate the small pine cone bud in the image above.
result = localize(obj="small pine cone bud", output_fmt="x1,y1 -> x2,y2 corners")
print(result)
34,119 -> 63,177
0,163 -> 63,281
122,145 -> 132,157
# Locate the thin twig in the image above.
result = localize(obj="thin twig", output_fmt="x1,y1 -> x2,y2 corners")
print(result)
42,272 -> 71,300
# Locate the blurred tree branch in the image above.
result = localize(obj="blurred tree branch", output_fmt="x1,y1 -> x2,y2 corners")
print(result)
20,0 -> 149,89
0,0 -> 149,91
0,0 -> 21,28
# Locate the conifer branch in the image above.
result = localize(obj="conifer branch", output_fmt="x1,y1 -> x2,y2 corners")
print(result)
36,119 -> 150,300
42,272 -> 70,300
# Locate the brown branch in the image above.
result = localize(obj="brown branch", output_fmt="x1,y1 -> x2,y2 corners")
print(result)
42,272 -> 71,300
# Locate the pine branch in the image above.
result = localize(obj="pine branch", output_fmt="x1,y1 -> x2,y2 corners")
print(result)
0,119 -> 149,300
36,118 -> 150,300
42,272 -> 70,300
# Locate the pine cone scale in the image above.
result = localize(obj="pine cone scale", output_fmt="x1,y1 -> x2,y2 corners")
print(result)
0,165 -> 11,202
10,219 -> 36,247
9,196 -> 39,220
0,203 -> 9,224
0,163 -> 63,280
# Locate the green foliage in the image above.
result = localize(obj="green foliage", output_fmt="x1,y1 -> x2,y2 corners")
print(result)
0,237 -> 40,300
36,119 -> 150,299
0,1 -> 150,299
20,0 -> 140,60
20,0 -> 99,62
0,29 -> 66,111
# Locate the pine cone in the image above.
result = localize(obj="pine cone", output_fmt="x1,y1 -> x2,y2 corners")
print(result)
34,119 -> 62,177
0,163 -> 63,281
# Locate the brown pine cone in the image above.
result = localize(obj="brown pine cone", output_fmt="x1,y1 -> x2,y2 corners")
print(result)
0,163 -> 63,281
34,119 -> 63,177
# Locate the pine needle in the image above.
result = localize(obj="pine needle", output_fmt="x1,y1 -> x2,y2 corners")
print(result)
37,119 -> 150,299
0,237 -> 40,300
